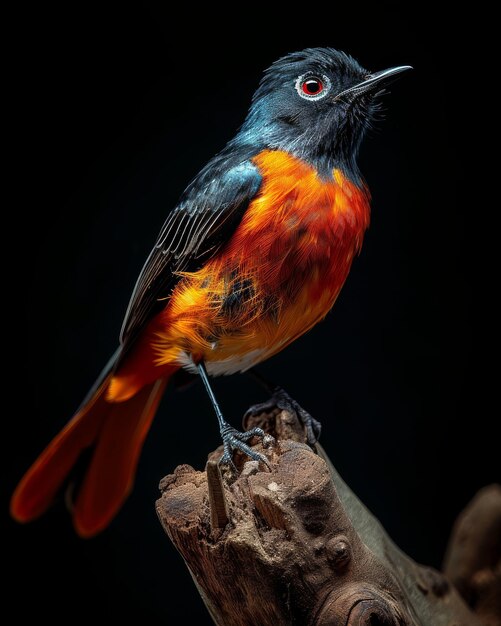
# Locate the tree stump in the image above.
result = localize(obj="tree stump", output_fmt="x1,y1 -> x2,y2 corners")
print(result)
156,407 -> 501,625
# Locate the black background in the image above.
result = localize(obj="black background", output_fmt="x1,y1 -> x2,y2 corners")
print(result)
4,4 -> 499,624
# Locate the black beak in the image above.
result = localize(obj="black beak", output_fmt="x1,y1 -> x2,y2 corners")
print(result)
335,65 -> 412,101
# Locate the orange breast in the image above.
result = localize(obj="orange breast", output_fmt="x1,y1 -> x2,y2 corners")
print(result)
111,149 -> 371,396
152,150 -> 371,374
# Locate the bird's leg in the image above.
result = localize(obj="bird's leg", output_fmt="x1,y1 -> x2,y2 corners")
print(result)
197,362 -> 273,471
246,368 -> 322,445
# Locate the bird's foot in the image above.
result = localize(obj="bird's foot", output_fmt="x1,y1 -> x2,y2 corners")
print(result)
219,424 -> 274,472
244,387 -> 321,446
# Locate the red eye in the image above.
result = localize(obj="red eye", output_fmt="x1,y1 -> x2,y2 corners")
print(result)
302,77 -> 324,96
295,74 -> 330,100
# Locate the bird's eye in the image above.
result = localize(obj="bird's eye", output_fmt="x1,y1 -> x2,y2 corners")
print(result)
303,78 -> 323,95
295,74 -> 331,100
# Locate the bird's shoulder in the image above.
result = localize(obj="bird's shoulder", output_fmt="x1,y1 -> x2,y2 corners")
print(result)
163,145 -> 263,228
119,144 -> 263,347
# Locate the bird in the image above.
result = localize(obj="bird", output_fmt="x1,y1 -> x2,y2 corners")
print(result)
11,48 -> 410,537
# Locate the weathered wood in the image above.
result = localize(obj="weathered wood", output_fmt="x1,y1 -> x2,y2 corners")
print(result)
207,460 -> 229,531
156,407 -> 499,625
443,485 -> 501,626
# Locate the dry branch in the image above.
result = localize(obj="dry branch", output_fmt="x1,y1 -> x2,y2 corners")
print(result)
156,406 -> 500,625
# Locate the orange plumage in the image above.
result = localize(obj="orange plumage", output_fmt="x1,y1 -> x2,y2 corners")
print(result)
109,151 -> 370,398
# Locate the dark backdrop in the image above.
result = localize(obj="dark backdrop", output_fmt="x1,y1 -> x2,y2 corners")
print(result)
4,4 -> 498,624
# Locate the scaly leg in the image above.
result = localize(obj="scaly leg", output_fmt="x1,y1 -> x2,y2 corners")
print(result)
198,362 -> 272,470
246,369 -> 322,445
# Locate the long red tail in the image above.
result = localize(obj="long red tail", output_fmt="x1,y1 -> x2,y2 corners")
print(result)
10,360 -> 175,537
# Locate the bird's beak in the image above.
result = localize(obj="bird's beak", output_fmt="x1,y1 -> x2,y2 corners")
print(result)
335,65 -> 412,101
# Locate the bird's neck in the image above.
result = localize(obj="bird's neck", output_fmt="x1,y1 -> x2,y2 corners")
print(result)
232,126 -> 363,185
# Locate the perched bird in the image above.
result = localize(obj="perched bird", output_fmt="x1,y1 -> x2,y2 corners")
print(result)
11,48 -> 410,537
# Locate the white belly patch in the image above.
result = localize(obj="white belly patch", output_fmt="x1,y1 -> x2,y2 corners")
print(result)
177,348 -> 271,376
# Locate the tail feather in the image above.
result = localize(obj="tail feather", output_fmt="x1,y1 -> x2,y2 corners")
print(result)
11,356 -> 175,537
10,375 -> 112,524
73,377 -> 168,537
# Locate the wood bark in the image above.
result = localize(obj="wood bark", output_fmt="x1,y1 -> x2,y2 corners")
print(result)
156,406 -> 501,625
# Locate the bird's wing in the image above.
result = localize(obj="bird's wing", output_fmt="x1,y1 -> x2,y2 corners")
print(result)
119,157 -> 262,348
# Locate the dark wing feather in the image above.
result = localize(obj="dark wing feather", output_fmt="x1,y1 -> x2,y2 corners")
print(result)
119,155 -> 262,348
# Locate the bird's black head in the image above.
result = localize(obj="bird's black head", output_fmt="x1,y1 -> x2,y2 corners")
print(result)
236,48 -> 411,179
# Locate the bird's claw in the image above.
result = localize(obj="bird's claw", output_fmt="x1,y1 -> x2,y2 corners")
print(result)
219,425 -> 273,471
245,387 -> 321,446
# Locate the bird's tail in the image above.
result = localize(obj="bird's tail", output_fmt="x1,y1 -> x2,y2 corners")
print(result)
10,351 -> 177,537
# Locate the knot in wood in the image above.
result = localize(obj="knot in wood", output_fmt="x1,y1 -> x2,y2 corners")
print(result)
326,536 -> 351,570
316,584 -> 407,626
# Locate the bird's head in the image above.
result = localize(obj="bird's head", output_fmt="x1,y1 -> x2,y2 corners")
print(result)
237,47 -> 411,178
